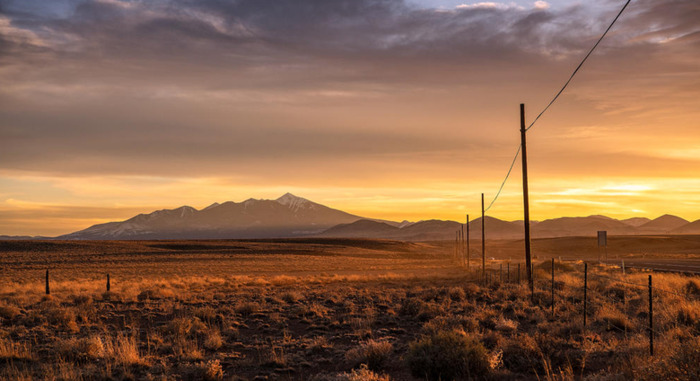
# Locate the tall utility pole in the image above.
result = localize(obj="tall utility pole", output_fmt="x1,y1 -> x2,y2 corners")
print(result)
520,104 -> 533,290
466,214 -> 470,271
481,193 -> 485,278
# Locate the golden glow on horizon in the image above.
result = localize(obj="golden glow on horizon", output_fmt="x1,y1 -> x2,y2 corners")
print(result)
2,173 -> 700,236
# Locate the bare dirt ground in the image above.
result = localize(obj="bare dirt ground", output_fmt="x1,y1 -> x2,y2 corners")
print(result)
0,237 -> 699,380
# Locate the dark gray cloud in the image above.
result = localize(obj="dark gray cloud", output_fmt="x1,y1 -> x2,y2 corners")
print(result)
0,0 -> 698,178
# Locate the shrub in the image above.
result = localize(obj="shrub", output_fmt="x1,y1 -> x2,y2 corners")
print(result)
137,288 -> 174,301
346,340 -> 393,370
501,335 -> 542,374
422,316 -> 479,336
0,337 -> 32,362
676,302 -> 700,327
103,335 -> 147,366
448,287 -> 466,301
406,330 -> 490,380
55,336 -> 105,361
596,306 -> 636,331
399,298 -> 441,321
197,359 -> 224,381
335,364 -> 391,381
684,280 -> 700,297
494,317 -> 518,334
204,329 -> 223,351
0,304 -> 20,320
281,291 -> 302,303
235,302 -> 260,316
641,337 -> 700,380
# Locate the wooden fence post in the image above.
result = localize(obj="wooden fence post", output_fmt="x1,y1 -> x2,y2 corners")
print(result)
583,263 -> 588,330
551,258 -> 555,317
649,275 -> 654,356
530,261 -> 535,302
107,273 -> 111,292
45,269 -> 50,295
531,262 -> 535,301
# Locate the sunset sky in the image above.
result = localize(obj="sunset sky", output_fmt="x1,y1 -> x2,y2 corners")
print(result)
1,0 -> 699,236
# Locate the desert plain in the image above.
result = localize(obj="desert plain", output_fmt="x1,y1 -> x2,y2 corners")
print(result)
1,236 -> 699,380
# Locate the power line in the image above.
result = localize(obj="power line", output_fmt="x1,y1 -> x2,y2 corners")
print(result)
484,144 -> 521,212
482,0 -> 632,211
526,0 -> 632,131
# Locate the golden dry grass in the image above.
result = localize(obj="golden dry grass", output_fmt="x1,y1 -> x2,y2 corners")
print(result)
0,239 -> 699,380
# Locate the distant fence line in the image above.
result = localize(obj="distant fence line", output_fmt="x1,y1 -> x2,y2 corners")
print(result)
457,255 -> 700,357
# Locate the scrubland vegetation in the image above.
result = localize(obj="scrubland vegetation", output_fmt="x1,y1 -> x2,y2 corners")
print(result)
0,240 -> 699,380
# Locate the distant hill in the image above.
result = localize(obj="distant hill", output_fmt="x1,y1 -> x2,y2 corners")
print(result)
466,216 -> 523,239
531,215 -> 635,237
320,220 -> 400,239
0,235 -> 49,240
638,214 -> 689,234
319,217 -> 521,241
671,219 -> 700,234
621,217 -> 651,227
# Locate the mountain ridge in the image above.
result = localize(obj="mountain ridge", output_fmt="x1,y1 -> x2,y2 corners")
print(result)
3,194 -> 697,240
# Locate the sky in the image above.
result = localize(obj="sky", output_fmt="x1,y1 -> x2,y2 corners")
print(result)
1,0 -> 699,236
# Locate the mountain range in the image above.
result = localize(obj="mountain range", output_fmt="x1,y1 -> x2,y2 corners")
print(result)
4,193 -> 700,240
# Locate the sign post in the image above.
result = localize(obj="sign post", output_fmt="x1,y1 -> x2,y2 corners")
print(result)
597,231 -> 607,262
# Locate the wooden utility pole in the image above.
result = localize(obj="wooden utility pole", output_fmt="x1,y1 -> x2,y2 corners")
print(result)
521,104 -> 533,291
466,214 -> 470,271
481,193 -> 485,278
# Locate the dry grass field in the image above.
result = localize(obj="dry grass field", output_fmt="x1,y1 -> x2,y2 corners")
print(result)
0,238 -> 699,380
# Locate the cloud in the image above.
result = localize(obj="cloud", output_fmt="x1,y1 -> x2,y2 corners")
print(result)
456,2 -> 515,10
534,1 -> 549,10
0,0 -> 698,230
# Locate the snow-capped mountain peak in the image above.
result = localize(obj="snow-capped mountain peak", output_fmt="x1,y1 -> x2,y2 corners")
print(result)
276,193 -> 313,211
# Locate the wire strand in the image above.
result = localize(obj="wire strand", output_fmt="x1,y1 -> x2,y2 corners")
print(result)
484,144 -> 521,212
526,0 -> 632,131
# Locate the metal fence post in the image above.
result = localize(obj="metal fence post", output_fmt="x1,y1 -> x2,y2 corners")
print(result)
45,269 -> 50,295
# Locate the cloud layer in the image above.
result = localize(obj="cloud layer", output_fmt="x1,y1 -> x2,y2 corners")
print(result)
1,0 -> 699,234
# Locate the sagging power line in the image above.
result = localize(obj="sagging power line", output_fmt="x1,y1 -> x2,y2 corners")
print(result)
482,0 -> 632,212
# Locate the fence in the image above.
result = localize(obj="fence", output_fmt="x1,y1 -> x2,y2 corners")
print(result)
39,253 -> 698,359
457,256 -> 700,357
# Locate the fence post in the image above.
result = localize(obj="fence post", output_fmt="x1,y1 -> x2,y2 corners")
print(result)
551,258 -> 555,317
530,261 -> 535,302
649,275 -> 653,356
45,269 -> 50,295
583,263 -> 588,330
107,273 -> 111,292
